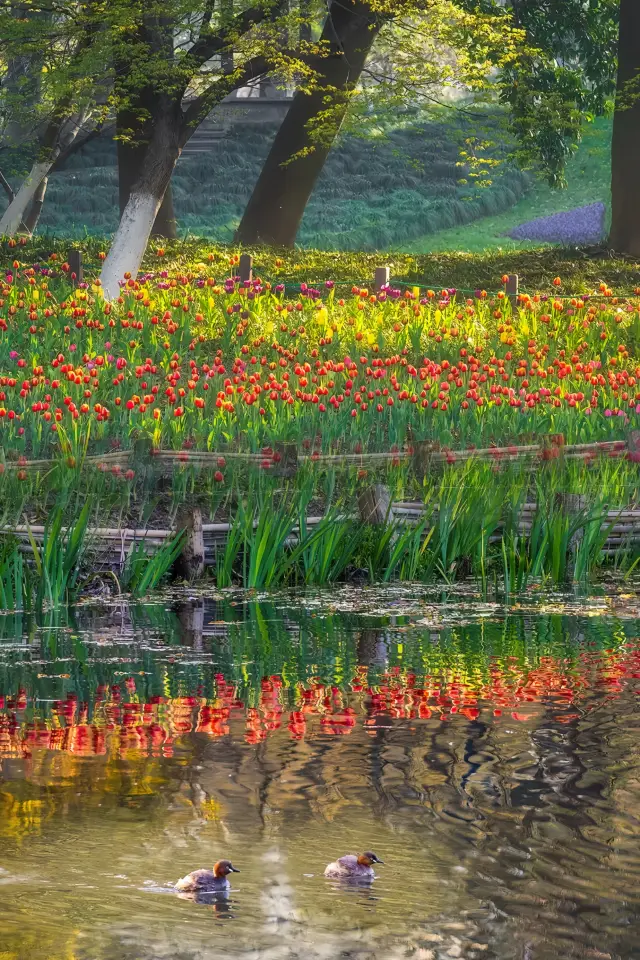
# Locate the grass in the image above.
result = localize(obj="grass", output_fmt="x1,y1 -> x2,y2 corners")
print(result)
411,117 -> 612,254
2,231 -> 639,295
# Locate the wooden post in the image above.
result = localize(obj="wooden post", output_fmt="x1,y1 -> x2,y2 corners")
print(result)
358,484 -> 393,525
69,249 -> 83,283
540,433 -> 565,463
273,441 -> 298,477
506,274 -> 518,308
374,266 -> 390,292
239,253 -> 253,284
174,507 -> 205,581
132,435 -> 154,481
412,440 -> 436,481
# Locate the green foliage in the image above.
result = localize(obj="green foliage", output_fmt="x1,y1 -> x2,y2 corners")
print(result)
296,510 -> 364,583
457,0 -> 619,185
26,500 -> 90,611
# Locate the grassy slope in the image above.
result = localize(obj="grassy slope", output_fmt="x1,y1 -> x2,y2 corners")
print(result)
32,116 -> 530,251
409,117 -> 612,254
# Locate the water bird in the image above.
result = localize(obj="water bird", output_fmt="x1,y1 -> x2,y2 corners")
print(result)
175,859 -> 240,893
324,852 -> 384,880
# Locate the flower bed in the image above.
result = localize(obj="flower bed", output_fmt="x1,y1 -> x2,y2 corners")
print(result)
0,247 -> 640,594
0,254 -> 639,469
506,202 -> 607,245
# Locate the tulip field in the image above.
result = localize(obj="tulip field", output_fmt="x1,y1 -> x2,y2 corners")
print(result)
1,251 -> 639,458
1,241 -> 640,596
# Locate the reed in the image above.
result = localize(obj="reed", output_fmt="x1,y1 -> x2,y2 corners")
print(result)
0,540 -> 29,612
120,532 -> 186,598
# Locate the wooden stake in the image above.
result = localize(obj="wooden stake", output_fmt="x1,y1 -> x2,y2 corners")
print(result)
628,429 -> 640,463
69,249 -> 83,283
174,507 -> 205,581
555,493 -> 587,580
506,274 -> 518,307
358,484 -> 393,525
273,441 -> 298,477
239,253 -> 253,284
374,266 -> 390,292
412,440 -> 436,480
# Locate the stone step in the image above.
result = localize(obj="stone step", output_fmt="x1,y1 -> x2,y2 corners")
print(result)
193,126 -> 227,135
184,139 -> 226,147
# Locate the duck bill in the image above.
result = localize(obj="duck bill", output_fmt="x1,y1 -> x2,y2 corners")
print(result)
229,866 -> 240,872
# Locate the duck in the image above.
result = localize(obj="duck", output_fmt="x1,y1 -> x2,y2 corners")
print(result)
175,859 -> 240,893
324,851 -> 384,881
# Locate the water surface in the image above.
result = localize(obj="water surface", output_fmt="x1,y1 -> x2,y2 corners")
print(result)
1,586 -> 640,960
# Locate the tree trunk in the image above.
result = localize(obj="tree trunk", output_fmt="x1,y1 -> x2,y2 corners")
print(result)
0,160 -> 53,235
235,0 -> 381,246
23,176 -> 48,234
0,168 -> 30,233
117,131 -> 177,240
609,0 -> 640,255
115,13 -> 178,243
100,111 -> 181,299
299,0 -> 312,43
0,110 -> 88,236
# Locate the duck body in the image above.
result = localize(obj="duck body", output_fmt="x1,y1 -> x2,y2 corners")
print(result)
175,859 -> 239,894
175,869 -> 230,893
324,852 -> 383,881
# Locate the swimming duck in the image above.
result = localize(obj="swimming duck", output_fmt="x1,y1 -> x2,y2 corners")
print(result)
175,859 -> 240,893
324,852 -> 384,880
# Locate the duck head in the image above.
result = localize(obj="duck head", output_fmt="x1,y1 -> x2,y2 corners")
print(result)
357,852 -> 384,867
213,859 -> 240,878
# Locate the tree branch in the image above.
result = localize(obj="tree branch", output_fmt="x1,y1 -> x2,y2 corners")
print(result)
186,1 -> 287,69
50,118 -> 107,172
198,0 -> 217,39
180,55 -> 270,144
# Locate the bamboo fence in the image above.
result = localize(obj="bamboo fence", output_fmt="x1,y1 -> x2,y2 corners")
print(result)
0,434 -> 636,474
4,504 -> 640,569
1,432 -> 639,568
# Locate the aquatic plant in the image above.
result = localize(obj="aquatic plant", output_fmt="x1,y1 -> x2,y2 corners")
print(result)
120,532 -> 186,598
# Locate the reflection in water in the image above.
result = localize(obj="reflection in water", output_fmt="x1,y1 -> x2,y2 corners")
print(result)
0,588 -> 639,960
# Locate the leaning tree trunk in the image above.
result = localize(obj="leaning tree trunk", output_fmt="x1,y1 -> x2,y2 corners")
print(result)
23,177 -> 48,233
235,0 -> 381,246
117,120 -> 177,240
0,109 -> 88,236
100,111 -> 182,299
609,0 -> 640,255
115,14 -> 178,242
0,159 -> 53,235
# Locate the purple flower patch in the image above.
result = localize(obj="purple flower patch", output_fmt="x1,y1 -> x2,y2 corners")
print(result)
506,202 -> 606,244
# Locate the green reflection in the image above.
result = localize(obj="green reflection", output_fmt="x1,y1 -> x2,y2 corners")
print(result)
0,589 -> 639,960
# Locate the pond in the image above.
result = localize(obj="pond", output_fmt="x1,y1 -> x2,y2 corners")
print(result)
1,585 -> 640,960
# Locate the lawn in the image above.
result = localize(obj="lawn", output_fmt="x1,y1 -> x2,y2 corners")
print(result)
410,117 -> 612,254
